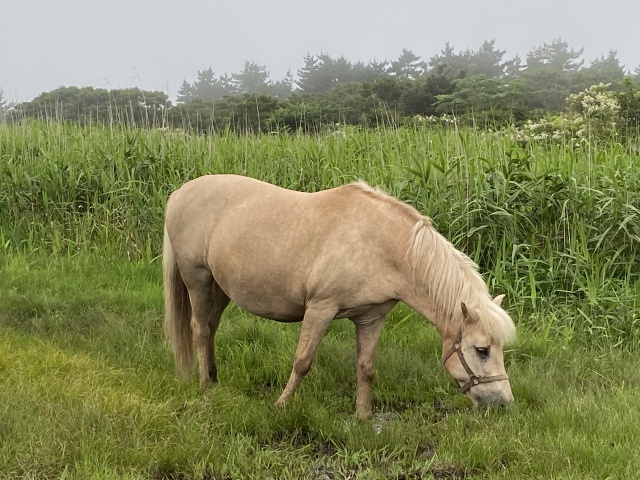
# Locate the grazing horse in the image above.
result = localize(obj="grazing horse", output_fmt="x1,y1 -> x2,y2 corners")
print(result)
163,174 -> 516,419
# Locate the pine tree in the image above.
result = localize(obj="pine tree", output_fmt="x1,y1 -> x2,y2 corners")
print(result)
232,61 -> 271,95
526,37 -> 584,73
387,49 -> 425,79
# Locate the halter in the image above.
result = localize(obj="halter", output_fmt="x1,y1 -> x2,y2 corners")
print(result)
441,330 -> 509,394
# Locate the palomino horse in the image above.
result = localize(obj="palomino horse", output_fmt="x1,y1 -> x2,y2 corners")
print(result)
163,175 -> 516,419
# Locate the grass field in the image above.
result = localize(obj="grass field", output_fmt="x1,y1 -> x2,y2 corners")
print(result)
1,121 -> 640,478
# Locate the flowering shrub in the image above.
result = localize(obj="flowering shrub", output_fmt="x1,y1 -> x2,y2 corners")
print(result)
508,116 -> 586,147
411,113 -> 458,127
507,83 -> 622,146
409,82 -> 638,147
567,83 -> 620,140
567,83 -> 620,117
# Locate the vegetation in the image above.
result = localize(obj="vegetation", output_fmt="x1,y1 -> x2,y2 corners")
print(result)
7,38 -> 640,133
0,90 -> 8,123
1,116 -> 640,477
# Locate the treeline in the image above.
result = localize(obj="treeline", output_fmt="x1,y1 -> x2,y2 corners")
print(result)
6,38 -> 640,132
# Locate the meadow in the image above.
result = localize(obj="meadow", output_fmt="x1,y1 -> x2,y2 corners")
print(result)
1,120 -> 639,479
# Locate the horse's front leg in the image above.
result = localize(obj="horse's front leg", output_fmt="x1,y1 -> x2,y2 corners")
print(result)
275,305 -> 335,409
354,316 -> 386,420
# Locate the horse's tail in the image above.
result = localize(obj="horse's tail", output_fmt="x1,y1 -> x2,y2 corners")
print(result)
163,226 -> 193,376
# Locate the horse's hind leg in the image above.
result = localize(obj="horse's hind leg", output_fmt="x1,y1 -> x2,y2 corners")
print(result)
184,268 -> 229,386
207,282 -> 230,383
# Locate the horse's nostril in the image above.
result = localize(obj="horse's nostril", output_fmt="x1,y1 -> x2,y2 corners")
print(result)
473,397 -> 513,410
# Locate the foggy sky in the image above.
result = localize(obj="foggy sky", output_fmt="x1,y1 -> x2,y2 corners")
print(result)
2,0 -> 639,103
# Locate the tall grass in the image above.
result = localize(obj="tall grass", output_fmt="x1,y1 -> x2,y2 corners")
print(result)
1,121 -> 639,346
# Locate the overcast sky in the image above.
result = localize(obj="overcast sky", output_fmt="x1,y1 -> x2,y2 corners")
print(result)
2,0 -> 639,103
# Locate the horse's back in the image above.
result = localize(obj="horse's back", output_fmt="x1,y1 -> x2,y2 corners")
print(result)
165,174 -> 357,243
167,174 -> 296,215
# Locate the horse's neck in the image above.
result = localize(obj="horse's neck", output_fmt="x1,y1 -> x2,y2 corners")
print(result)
399,222 -> 480,337
401,291 -> 456,337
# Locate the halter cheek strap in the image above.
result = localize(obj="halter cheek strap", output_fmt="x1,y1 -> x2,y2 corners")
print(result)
441,331 -> 509,394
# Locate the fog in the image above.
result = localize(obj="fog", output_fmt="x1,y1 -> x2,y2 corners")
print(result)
2,0 -> 639,102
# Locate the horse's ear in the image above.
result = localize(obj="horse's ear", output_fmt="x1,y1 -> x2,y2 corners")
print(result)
493,294 -> 505,307
461,302 -> 479,324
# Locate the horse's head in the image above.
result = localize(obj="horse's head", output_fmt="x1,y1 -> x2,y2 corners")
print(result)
441,294 -> 514,406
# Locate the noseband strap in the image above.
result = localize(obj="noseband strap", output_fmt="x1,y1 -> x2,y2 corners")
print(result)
441,331 -> 509,394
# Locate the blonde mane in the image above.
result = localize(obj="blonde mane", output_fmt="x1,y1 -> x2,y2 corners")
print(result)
350,180 -> 420,219
408,219 -> 516,344
350,180 -> 515,344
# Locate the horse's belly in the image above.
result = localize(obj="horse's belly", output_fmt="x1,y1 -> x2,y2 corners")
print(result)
233,296 -> 306,322
216,275 -> 307,322
208,242 -> 315,321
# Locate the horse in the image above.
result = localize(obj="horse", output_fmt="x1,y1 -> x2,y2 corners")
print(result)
163,174 -> 516,420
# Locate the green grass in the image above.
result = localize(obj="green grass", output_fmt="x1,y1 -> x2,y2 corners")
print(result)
1,254 -> 639,479
1,121 -> 640,478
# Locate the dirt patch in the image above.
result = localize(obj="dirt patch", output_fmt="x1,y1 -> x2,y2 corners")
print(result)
151,469 -> 232,480
373,411 -> 402,433
269,427 -> 338,457
310,464 -> 338,480
395,463 -> 481,479
201,472 -> 234,480
416,444 -> 436,461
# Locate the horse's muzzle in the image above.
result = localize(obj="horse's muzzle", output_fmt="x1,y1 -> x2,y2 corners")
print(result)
469,383 -> 514,407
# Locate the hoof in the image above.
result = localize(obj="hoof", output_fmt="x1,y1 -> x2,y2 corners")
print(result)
356,410 -> 373,422
274,397 -> 289,410
199,378 -> 216,389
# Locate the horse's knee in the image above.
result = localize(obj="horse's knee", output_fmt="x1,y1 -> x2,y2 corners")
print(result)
293,356 -> 313,377
358,360 -> 375,383
191,320 -> 210,341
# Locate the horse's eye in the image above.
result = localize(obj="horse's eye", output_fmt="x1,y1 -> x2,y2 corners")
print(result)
475,347 -> 490,358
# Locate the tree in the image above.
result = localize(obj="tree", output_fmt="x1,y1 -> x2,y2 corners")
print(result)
398,64 -> 456,116
296,53 -> 354,93
110,88 -> 170,126
387,49 -> 425,79
503,55 -> 524,79
176,80 -> 194,104
213,94 -> 280,133
616,77 -> 640,134
9,86 -> 170,126
296,54 -> 321,92
521,68 -> 572,111
429,40 -> 517,79
272,83 -> 382,132
468,40 -> 508,77
177,67 -> 236,103
575,50 -> 625,90
435,75 -> 527,126
351,60 -> 388,83
428,43 -> 471,80
526,37 -> 584,73
371,76 -> 409,111
269,70 -> 295,99
232,61 -> 271,95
